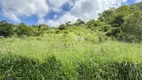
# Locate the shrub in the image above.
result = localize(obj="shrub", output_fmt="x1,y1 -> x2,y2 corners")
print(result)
16,23 -> 33,37
58,24 -> 67,30
0,20 -> 14,37
55,30 -> 60,34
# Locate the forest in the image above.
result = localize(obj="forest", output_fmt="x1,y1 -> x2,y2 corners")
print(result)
0,2 -> 142,80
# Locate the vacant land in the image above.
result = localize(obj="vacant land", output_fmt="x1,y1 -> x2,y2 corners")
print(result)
1,35 -> 142,80
0,2 -> 142,80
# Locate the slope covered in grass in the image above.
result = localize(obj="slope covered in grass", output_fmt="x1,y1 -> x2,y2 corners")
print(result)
1,35 -> 142,80
0,2 -> 142,80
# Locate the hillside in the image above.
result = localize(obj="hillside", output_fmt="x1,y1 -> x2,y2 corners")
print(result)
0,2 -> 142,80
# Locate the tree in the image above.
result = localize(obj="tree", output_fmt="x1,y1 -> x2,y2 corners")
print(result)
98,8 -> 115,24
16,23 -> 33,36
65,21 -> 72,27
130,2 -> 142,11
122,11 -> 142,42
86,19 -> 96,28
106,14 -> 125,38
0,20 -> 14,37
58,24 -> 67,30
98,5 -> 134,39
74,19 -> 85,26
38,24 -> 50,31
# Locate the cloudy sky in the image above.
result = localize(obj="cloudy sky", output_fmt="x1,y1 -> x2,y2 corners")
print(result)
0,0 -> 141,27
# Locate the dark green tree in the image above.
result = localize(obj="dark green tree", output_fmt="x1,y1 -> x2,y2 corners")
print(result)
65,21 -> 72,27
16,23 -> 33,36
74,19 -> 85,26
98,8 -> 115,24
122,11 -> 142,42
86,19 -> 97,28
38,24 -> 50,31
0,20 -> 14,37
58,24 -> 67,30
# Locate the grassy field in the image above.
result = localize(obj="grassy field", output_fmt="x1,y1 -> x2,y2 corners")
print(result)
0,2 -> 142,79
1,33 -> 142,80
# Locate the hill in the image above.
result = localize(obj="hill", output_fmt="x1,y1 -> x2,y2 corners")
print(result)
0,2 -> 142,80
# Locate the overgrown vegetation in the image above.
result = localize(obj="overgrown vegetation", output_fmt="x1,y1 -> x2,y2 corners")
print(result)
1,3 -> 142,42
0,2 -> 142,80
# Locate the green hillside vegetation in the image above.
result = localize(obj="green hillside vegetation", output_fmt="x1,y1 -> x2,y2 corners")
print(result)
0,2 -> 142,80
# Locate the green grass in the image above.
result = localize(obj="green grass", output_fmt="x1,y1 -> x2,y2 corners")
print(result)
1,34 -> 142,80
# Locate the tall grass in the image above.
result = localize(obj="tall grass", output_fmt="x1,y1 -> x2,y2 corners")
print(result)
0,35 -> 142,80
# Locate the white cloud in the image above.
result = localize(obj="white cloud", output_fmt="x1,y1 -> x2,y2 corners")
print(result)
135,0 -> 142,3
0,0 -> 49,22
48,0 -> 69,12
1,0 -> 141,27
47,20 -> 60,27
47,13 -> 77,27
47,0 -> 128,27
0,0 -> 73,23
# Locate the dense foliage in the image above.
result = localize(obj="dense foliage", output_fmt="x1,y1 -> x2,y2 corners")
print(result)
0,20 -> 14,37
98,3 -> 142,42
0,2 -> 142,80
16,23 -> 33,36
0,3 -> 142,42
122,11 -> 142,42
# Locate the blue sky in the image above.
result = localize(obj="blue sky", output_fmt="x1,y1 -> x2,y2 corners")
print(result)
0,0 -> 141,26
127,0 -> 136,5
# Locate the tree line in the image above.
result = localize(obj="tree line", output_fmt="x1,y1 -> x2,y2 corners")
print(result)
0,21 -> 50,37
0,2 -> 142,42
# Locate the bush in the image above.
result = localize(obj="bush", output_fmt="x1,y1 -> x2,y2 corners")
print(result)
0,20 -> 14,37
16,23 -> 33,37
58,24 -> 67,30
55,30 -> 60,34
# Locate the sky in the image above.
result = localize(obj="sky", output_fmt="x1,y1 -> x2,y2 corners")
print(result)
0,0 -> 141,27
